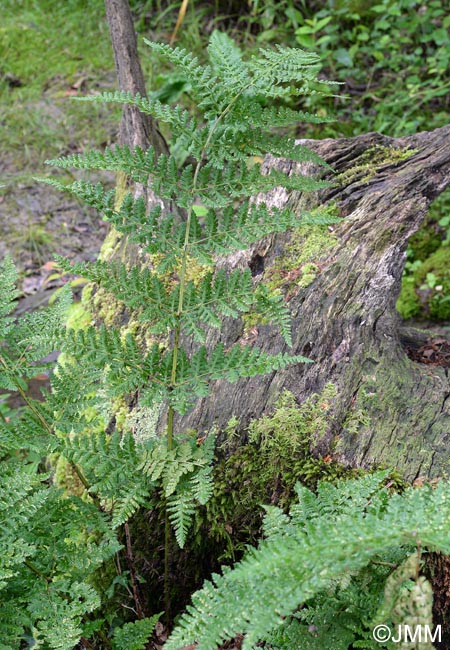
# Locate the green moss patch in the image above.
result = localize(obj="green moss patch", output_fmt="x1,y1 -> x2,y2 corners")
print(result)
336,145 -> 417,187
265,219 -> 338,298
193,385 -> 361,561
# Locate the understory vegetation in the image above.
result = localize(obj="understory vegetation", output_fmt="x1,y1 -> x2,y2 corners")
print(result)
1,1 -> 449,648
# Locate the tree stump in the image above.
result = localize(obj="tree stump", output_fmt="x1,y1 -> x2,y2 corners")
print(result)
169,125 -> 450,481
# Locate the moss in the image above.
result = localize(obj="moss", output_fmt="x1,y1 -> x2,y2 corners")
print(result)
265,223 -> 337,297
408,223 -> 443,262
297,262 -> 320,288
341,388 -> 371,436
336,145 -> 418,187
396,277 -> 421,320
336,353 -> 450,480
193,384 -> 361,561
413,246 -> 450,320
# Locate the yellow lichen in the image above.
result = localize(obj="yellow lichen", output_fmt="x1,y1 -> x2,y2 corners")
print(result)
336,145 -> 418,187
265,223 -> 337,295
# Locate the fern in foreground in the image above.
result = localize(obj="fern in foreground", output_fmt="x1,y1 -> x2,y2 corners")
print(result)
0,32 -> 341,645
39,32 -> 337,554
167,472 -> 450,650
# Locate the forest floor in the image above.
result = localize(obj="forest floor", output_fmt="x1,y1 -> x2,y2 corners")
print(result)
0,0 -> 120,312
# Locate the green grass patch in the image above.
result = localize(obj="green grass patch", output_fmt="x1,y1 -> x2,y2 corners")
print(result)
0,0 -> 118,167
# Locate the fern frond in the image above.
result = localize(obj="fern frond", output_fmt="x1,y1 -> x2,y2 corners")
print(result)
29,581 -> 100,650
166,477 -> 450,650
144,39 -> 215,107
77,90 -> 200,146
179,268 -> 254,342
207,30 -> 251,93
64,430 -> 154,527
168,343 -> 310,413
35,177 -> 116,215
46,145 -> 157,182
253,285 -> 292,346
62,325 -> 169,403
188,202 -> 302,259
13,284 -> 71,361
112,614 -> 161,650
233,103 -> 335,129
248,45 -> 339,99
0,256 -> 19,334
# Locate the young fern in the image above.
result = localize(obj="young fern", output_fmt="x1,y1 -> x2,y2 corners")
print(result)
17,31 -> 340,636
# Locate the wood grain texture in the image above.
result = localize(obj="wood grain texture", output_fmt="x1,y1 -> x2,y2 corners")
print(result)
173,125 -> 450,480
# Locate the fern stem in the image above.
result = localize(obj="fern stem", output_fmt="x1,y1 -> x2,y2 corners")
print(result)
165,85 -> 246,430
24,559 -> 49,582
124,521 -> 145,619
164,77 -> 268,620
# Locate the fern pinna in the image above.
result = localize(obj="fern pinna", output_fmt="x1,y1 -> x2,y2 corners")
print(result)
38,32 -> 337,546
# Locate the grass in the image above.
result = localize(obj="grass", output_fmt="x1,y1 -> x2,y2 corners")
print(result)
0,0 -> 118,170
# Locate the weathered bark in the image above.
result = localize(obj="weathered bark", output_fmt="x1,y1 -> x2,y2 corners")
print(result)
104,0 -> 167,155
172,125 -> 450,481
98,5 -> 450,479
101,0 -> 171,270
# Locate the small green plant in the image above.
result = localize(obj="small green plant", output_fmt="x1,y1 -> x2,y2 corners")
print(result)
287,0 -> 450,136
397,190 -> 450,321
167,472 -> 450,650
0,257 -> 158,648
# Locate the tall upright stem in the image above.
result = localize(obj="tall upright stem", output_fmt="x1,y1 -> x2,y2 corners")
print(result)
163,88 -> 247,617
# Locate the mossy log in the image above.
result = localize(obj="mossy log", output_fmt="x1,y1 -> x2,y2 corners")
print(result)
94,13 -> 450,481
166,125 -> 450,481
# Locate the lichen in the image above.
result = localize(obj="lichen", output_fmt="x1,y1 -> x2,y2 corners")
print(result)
265,223 -> 337,296
126,403 -> 163,444
98,226 -> 123,262
336,145 -> 418,187
51,453 -> 85,498
91,285 -> 125,328
111,396 -> 129,432
64,300 -> 93,331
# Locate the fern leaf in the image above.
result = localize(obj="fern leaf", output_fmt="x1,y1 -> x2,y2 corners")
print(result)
112,614 -> 162,650
0,256 -> 19,330
166,478 -> 450,650
76,90 -> 199,145
167,484 -> 197,548
207,30 -> 250,93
